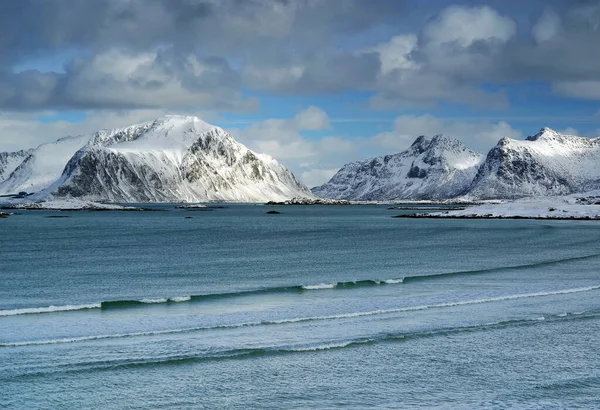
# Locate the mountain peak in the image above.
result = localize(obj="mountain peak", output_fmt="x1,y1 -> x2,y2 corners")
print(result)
312,133 -> 483,201
526,127 -> 560,141
148,114 -> 214,130
410,135 -> 432,154
0,116 -> 312,201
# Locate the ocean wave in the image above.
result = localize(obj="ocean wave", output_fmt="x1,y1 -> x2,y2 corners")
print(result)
4,314 -> 593,377
2,254 -> 598,317
170,296 -> 192,302
302,283 -> 336,290
0,278 -> 406,316
4,287 -> 600,348
402,253 -> 600,283
0,303 -> 101,317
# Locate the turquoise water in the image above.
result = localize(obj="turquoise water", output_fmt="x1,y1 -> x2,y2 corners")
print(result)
2,205 -> 600,409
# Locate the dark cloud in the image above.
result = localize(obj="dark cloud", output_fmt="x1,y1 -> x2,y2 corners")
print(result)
0,49 -> 255,111
1,0 -> 600,111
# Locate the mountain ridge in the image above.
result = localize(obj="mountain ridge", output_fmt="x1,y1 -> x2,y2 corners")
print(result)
314,127 -> 600,201
0,115 -> 313,202
312,134 -> 484,200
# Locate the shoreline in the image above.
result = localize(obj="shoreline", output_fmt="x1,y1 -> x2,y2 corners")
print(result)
392,214 -> 600,221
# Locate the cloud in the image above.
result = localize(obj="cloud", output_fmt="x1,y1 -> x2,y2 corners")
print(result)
1,1 -> 600,111
230,109 -> 527,186
423,6 -> 516,48
370,35 -> 418,75
230,108 -> 351,169
367,5 -> 516,109
553,81 -> 600,100
0,108 -> 217,152
368,114 -> 522,153
228,107 -> 361,185
559,127 -> 580,136
0,48 -> 258,111
532,9 -> 562,43
300,168 -> 340,188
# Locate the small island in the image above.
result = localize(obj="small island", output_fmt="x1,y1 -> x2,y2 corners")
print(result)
266,197 -> 352,205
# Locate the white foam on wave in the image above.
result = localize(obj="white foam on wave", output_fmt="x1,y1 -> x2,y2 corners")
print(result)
302,283 -> 336,290
5,285 -> 599,347
266,286 -> 600,324
170,296 -> 192,302
286,339 -> 373,352
383,278 -> 404,284
0,277 -> 407,318
140,298 -> 169,304
0,303 -> 101,317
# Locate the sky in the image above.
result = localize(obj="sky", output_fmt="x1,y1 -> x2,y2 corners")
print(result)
1,0 -> 600,187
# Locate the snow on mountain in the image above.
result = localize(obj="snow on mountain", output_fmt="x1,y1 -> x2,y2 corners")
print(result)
0,150 -> 32,184
468,128 -> 600,199
12,115 -> 312,202
312,135 -> 483,200
0,135 -> 94,195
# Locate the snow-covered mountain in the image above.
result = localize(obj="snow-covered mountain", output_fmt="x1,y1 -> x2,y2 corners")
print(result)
0,135 -> 92,195
314,128 -> 600,201
468,128 -> 600,199
0,115 -> 312,202
312,135 -> 483,200
0,150 -> 32,184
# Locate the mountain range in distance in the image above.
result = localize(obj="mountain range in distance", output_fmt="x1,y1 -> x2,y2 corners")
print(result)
1,116 -> 599,203
313,128 -> 600,201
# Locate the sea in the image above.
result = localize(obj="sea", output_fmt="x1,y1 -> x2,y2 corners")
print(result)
1,204 -> 600,409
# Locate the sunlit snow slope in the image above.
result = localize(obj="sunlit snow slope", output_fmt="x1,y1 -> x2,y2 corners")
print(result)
0,115 -> 312,202
312,135 -> 483,200
468,128 -> 600,199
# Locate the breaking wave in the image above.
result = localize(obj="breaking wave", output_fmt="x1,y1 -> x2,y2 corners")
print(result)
0,278 -> 406,316
2,253 -> 597,317
0,303 -> 101,316
4,286 -> 600,348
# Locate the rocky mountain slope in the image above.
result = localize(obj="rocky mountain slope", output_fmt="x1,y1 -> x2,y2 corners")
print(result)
313,128 -> 600,201
312,135 -> 483,200
0,149 -> 33,184
467,128 -> 600,199
0,115 -> 312,202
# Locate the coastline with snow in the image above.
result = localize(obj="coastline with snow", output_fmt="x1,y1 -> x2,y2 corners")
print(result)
394,194 -> 600,220
0,198 -> 149,211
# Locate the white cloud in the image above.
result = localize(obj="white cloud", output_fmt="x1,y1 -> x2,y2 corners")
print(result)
300,168 -> 340,188
228,107 -> 361,186
372,35 -> 418,75
559,127 -> 579,136
368,5 -> 515,110
293,106 -> 330,130
368,114 -> 521,153
63,49 -> 257,111
423,6 -> 516,48
532,10 -> 562,43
